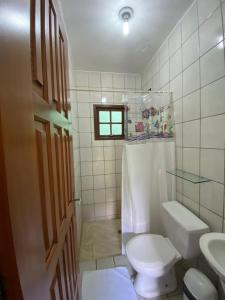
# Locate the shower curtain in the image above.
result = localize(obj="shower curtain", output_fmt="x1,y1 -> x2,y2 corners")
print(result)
122,141 -> 175,236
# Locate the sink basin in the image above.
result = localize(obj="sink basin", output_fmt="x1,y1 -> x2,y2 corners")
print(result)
200,233 -> 225,281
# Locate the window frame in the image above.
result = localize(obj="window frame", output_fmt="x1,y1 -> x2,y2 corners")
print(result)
93,104 -> 125,140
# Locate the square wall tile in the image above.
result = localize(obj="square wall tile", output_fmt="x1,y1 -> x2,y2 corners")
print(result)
200,182 -> 224,216
93,161 -> 104,175
183,180 -> 199,203
197,0 -> 221,25
78,103 -> 90,117
105,174 -> 116,188
199,7 -> 223,56
115,146 -> 123,159
80,148 -> 92,162
113,73 -> 125,89
135,75 -> 142,90
183,120 -> 200,148
175,124 -> 183,147
183,196 -> 200,215
201,114 -> 225,149
81,176 -> 94,190
170,74 -> 182,101
200,206 -> 223,232
116,159 -> 122,174
170,48 -> 182,79
183,61 -> 200,96
104,147 -> 115,160
200,42 -> 225,87
92,147 -> 104,161
182,31 -> 199,70
76,91 -> 89,102
105,188 -> 117,202
93,175 -> 105,189
183,90 -> 200,122
105,160 -> 116,174
79,118 -> 91,133
81,162 -> 93,176
101,72 -> 113,88
201,77 -> 225,118
125,74 -> 136,89
73,70 -> 89,87
82,190 -> 94,204
159,40 -> 169,66
89,71 -> 101,88
183,148 -> 200,175
169,25 -> 182,56
182,3 -> 198,42
174,99 -> 182,124
176,147 -> 183,169
160,61 -> 169,87
200,149 -> 224,183
80,133 -> 92,148
94,189 -> 105,203
106,202 -> 118,216
94,203 -> 106,218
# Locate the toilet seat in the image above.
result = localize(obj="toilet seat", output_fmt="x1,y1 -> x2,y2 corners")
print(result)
126,234 -> 177,276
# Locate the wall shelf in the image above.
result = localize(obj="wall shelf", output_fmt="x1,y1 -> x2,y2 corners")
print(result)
167,169 -> 211,184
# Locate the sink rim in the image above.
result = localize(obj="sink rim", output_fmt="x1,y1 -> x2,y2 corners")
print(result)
200,232 -> 225,281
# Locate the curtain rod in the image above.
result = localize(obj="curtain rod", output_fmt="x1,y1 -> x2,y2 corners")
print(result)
69,87 -> 170,94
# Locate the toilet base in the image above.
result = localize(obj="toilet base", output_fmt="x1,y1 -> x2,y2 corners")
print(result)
134,268 -> 177,298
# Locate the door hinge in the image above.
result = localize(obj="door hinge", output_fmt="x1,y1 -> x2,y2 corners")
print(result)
0,277 -> 4,300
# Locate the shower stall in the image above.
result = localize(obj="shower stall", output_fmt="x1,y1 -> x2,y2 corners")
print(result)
121,91 -> 176,253
124,91 -> 174,142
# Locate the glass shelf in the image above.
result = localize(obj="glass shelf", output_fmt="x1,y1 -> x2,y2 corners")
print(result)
167,169 -> 211,184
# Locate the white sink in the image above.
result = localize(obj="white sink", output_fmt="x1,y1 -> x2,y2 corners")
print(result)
200,233 -> 225,281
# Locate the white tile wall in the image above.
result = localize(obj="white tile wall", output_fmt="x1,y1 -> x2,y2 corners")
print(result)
71,70 -> 141,221
142,0 -> 225,234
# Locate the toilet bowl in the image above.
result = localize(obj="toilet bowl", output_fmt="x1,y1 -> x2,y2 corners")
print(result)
126,201 -> 209,298
126,234 -> 181,298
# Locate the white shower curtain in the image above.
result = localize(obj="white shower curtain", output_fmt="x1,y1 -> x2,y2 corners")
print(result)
122,141 -> 175,236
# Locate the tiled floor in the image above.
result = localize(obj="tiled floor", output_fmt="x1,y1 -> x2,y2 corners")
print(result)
80,255 -> 184,300
79,219 -> 184,299
80,219 -> 121,261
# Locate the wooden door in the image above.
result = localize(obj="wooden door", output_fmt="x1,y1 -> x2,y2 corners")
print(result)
0,0 -> 79,299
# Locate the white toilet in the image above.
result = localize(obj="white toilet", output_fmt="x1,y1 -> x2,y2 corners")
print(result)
126,201 -> 209,298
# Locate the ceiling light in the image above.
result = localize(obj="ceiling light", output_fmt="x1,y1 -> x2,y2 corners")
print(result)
119,7 -> 134,36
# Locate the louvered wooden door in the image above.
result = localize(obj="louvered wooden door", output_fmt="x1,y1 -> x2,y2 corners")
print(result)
31,0 -> 79,299
0,0 -> 78,299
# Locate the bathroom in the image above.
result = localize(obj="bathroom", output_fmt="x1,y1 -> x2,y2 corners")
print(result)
1,0 -> 224,299
59,0 -> 225,299
61,0 -> 225,299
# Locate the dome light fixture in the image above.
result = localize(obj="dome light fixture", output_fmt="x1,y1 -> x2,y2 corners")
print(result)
119,7 -> 134,36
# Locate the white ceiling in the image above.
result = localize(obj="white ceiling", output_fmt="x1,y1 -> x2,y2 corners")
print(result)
60,0 -> 193,73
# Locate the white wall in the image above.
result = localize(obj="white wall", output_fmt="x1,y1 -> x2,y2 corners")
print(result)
142,0 -> 225,234
70,70 -> 142,222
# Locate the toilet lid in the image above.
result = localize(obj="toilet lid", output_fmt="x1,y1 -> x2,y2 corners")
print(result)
126,234 -> 176,269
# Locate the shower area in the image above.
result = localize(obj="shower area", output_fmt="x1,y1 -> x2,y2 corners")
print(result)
78,89 -> 176,261
121,91 -> 176,252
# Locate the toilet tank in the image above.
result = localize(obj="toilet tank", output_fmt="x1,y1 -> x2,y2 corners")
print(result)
161,201 -> 209,259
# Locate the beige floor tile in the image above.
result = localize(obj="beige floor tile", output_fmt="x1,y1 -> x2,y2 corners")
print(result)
114,255 -> 135,276
80,219 -> 122,261
80,260 -> 96,272
96,257 -> 115,269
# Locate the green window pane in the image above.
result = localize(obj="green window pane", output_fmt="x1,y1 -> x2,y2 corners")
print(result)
100,124 -> 110,135
112,124 -> 122,135
99,111 -> 110,123
112,111 -> 122,123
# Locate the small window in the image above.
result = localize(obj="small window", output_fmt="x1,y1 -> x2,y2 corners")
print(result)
93,105 -> 125,140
